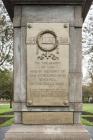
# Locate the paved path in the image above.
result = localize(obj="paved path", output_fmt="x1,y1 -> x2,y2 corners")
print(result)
0,126 -> 93,140
0,127 -> 10,140
86,126 -> 93,140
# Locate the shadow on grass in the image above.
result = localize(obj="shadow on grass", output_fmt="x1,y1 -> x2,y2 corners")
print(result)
0,111 -> 14,115
82,111 -> 93,115
81,110 -> 93,126
82,116 -> 93,122
0,117 -> 13,125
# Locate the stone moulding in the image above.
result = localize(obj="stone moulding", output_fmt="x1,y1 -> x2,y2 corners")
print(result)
5,125 -> 90,140
2,0 -> 93,20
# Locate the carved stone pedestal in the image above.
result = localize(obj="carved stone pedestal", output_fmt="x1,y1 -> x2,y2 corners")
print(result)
2,1 -> 92,140
5,125 -> 90,140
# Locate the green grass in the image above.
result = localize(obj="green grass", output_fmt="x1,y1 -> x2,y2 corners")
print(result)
81,103 -> 93,126
83,103 -> 93,114
0,104 -> 12,114
0,104 -> 14,127
81,117 -> 93,126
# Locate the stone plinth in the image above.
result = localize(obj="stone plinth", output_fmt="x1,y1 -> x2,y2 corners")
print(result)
5,125 -> 90,140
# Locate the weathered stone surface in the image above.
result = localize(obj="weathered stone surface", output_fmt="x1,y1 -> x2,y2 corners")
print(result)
13,102 -> 82,112
2,0 -> 92,21
13,6 -> 83,27
21,6 -> 74,26
4,0 -> 85,5
26,23 -> 69,106
14,27 -> 27,103
74,6 -> 83,27
5,125 -> 91,140
14,112 -> 22,124
69,27 -> 82,73
74,112 -> 81,124
22,112 -> 73,124
20,27 -> 27,102
69,73 -> 82,102
13,9 -> 82,104
14,28 -> 21,102
13,6 -> 22,27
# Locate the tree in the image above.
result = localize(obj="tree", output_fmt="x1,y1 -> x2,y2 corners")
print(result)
0,0 -> 13,70
0,0 -> 13,108
0,69 -> 13,108
82,85 -> 93,103
82,4 -> 93,85
88,56 -> 93,83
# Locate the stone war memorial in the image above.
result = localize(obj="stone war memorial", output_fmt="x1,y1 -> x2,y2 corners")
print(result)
2,0 -> 92,139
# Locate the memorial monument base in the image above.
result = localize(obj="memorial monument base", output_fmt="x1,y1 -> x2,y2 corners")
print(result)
5,125 -> 90,140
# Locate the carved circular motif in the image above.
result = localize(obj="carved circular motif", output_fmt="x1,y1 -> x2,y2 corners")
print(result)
36,30 -> 58,52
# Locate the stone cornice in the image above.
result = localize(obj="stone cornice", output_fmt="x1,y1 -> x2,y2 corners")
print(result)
82,0 -> 93,20
2,0 -> 92,20
3,0 -> 84,5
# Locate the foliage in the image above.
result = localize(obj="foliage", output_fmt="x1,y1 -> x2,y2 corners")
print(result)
82,84 -> 93,103
82,4 -> 93,84
0,0 -> 13,70
82,85 -> 93,97
88,56 -> 93,83
0,69 -> 13,101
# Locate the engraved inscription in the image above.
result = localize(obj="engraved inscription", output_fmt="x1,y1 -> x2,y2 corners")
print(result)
26,23 -> 69,106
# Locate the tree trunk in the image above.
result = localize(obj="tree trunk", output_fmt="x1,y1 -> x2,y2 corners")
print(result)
10,99 -> 12,108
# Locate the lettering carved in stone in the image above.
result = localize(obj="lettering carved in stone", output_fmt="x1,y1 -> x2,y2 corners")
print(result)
26,23 -> 69,106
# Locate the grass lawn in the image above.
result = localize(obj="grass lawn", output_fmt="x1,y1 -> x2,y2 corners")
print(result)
0,104 -> 14,127
0,104 -> 12,114
83,103 -> 93,114
81,103 -> 93,126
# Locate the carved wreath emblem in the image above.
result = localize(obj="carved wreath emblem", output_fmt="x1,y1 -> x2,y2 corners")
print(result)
36,30 -> 58,52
